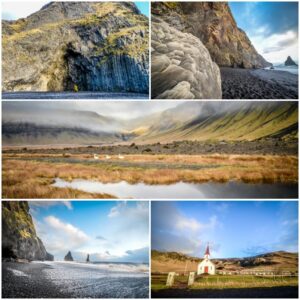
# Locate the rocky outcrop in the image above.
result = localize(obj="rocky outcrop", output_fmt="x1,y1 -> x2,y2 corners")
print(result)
285,56 -> 297,66
151,16 -> 221,99
2,2 -> 149,93
152,2 -> 271,69
2,201 -> 53,261
64,251 -> 74,261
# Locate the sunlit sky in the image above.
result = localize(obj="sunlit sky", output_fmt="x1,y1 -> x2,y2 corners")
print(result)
2,1 -> 149,19
230,2 -> 298,64
30,201 -> 149,262
152,201 -> 298,259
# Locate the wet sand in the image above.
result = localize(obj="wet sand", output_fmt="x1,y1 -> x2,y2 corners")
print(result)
221,68 -> 298,99
2,91 -> 149,99
152,286 -> 298,298
2,262 -> 69,298
2,261 -> 149,298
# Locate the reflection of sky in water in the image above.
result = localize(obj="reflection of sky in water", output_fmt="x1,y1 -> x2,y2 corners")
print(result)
53,178 -> 297,199
39,261 -> 148,298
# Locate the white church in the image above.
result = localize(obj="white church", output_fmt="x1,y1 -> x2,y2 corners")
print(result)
197,244 -> 216,275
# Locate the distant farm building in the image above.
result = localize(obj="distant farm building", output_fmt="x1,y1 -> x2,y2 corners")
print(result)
197,244 -> 216,275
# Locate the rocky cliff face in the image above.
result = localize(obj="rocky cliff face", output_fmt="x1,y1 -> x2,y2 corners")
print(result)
2,2 -> 149,93
2,201 -> 53,261
151,15 -> 221,99
152,2 -> 271,69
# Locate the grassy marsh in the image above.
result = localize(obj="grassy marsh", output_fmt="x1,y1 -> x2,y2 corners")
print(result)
2,152 -> 298,199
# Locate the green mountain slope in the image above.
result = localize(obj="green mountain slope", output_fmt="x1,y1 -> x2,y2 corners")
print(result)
135,102 -> 298,143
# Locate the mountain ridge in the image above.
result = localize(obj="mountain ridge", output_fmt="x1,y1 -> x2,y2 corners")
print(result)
2,102 -> 298,146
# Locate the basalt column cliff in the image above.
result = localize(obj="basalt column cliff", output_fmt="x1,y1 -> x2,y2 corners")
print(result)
2,201 -> 53,261
151,2 -> 271,99
2,2 -> 149,93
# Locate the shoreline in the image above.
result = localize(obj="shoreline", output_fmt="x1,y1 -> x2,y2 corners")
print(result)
1,91 -> 149,100
221,67 -> 298,99
2,261 -> 149,298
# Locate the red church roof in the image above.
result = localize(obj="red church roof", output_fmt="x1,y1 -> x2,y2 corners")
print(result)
205,244 -> 210,255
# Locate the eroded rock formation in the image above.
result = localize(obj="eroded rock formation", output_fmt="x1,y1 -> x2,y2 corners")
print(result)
64,251 -> 74,261
2,2 -> 149,93
151,16 -> 221,99
2,201 -> 53,261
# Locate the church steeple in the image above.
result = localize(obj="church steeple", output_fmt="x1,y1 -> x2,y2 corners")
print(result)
204,243 -> 210,260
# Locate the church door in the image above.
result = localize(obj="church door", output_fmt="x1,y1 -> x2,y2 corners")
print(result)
204,266 -> 208,273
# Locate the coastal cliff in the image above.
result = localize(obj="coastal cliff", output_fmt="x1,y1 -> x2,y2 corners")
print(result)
2,2 -> 149,93
2,201 -> 53,261
152,2 -> 271,69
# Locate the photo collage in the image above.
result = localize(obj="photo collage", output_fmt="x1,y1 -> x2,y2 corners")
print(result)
1,1 -> 299,299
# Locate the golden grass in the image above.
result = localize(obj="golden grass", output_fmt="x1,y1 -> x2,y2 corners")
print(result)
2,153 -> 298,199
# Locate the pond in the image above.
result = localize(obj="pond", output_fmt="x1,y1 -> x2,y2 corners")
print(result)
52,178 -> 298,199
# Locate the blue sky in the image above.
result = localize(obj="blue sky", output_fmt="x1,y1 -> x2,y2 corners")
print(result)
30,201 -> 149,262
152,201 -> 298,259
2,1 -> 149,20
229,2 -> 298,64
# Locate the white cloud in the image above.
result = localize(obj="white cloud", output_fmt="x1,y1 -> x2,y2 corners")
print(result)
250,30 -> 298,64
152,202 -> 221,257
39,216 -> 89,253
29,201 -> 72,210
45,216 -> 89,243
106,201 -> 149,252
2,1 -> 48,20
175,213 -> 218,232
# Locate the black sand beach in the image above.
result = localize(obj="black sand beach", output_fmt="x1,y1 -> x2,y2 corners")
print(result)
221,68 -> 298,99
2,261 -> 149,298
2,92 -> 149,100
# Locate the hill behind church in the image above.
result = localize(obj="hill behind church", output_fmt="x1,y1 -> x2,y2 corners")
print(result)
151,250 -> 298,274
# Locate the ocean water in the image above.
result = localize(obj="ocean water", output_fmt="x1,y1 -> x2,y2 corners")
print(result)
266,65 -> 298,75
37,261 -> 149,298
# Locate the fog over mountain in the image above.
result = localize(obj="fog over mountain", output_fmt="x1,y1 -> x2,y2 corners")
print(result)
2,101 -> 298,146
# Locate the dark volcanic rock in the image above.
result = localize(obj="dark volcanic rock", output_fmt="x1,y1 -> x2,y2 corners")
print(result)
152,2 -> 271,69
2,201 -> 53,261
285,56 -> 297,66
64,251 -> 74,261
2,2 -> 149,93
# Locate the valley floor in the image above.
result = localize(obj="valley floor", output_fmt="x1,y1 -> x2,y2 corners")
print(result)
2,261 -> 149,298
2,149 -> 298,199
221,68 -> 298,99
2,91 -> 149,99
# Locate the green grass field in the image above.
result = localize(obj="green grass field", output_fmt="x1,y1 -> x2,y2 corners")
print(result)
152,274 -> 298,291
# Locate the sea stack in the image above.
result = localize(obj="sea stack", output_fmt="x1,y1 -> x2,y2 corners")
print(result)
285,56 -> 297,66
86,254 -> 90,263
2,201 -> 53,261
64,251 -> 74,261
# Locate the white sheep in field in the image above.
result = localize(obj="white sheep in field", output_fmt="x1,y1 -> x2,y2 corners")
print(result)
105,155 -> 111,160
93,154 -> 99,160
118,154 -> 125,159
